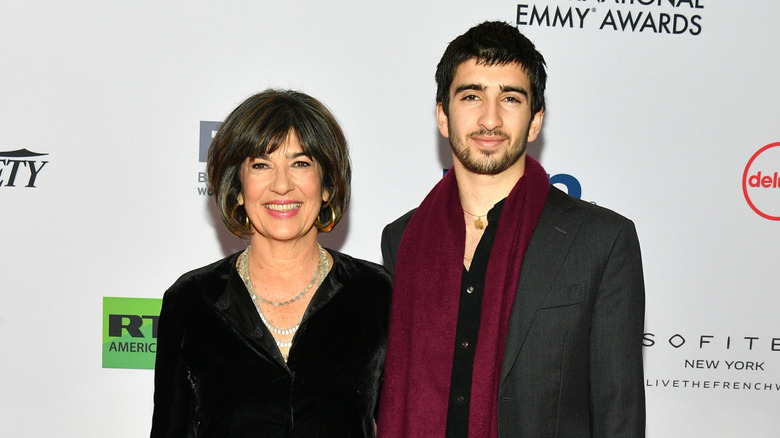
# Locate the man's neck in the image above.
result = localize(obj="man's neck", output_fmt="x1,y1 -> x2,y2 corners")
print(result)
453,154 -> 526,216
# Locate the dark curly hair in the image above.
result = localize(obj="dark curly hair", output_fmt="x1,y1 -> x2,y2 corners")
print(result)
435,21 -> 547,117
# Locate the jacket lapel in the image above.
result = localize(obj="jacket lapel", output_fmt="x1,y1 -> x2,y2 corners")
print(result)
209,262 -> 288,367
500,187 -> 580,384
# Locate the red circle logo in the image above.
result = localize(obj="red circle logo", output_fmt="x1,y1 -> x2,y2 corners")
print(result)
742,142 -> 780,221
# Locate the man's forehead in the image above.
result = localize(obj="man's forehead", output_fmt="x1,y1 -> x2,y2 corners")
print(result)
473,57 -> 527,71
451,59 -> 531,88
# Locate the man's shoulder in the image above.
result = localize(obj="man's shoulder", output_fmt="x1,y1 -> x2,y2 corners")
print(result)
380,186 -> 636,237
329,249 -> 393,288
382,208 -> 417,240
544,185 -> 634,227
380,209 -> 417,274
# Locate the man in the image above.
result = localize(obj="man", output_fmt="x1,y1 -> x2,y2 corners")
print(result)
377,21 -> 645,437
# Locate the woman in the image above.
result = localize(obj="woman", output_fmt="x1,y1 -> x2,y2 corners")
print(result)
151,89 -> 392,437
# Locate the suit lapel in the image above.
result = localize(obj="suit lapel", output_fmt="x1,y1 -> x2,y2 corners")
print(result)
500,187 -> 580,384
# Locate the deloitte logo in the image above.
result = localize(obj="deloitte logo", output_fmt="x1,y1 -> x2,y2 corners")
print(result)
742,142 -> 780,221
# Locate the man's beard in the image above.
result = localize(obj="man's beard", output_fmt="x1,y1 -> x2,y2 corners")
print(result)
449,125 -> 528,175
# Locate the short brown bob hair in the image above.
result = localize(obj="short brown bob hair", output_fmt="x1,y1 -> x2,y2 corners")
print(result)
207,89 -> 351,237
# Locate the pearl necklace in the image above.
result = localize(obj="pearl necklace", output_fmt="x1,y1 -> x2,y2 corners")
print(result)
237,244 -> 329,352
240,245 -> 327,307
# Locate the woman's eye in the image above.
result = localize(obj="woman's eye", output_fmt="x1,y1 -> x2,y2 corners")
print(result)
251,162 -> 269,170
293,160 -> 312,168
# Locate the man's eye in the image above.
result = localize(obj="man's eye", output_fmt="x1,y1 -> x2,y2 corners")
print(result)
462,94 -> 479,101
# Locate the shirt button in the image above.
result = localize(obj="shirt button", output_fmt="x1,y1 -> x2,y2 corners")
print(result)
466,286 -> 474,294
457,395 -> 465,403
253,328 -> 264,338
461,340 -> 469,348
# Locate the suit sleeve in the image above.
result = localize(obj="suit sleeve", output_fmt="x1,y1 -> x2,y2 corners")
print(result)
589,220 -> 646,437
380,224 -> 397,276
380,209 -> 416,276
150,290 -> 192,437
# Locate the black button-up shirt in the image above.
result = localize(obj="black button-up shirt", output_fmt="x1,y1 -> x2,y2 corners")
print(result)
445,199 -> 505,437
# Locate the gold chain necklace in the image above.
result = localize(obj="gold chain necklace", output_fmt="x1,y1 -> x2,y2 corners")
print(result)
462,208 -> 487,230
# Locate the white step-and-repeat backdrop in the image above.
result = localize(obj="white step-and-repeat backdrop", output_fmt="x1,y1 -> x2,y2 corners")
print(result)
2,1 -> 778,436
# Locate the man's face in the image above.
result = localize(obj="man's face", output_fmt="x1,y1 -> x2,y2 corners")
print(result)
437,59 -> 543,176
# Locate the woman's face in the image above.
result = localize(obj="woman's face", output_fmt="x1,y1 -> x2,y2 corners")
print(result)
238,130 -> 327,244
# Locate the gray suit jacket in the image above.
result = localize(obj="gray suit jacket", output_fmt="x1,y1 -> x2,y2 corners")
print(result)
380,186 -> 645,437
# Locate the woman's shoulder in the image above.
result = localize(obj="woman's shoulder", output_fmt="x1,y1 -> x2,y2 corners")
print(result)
164,252 -> 241,301
328,249 -> 392,289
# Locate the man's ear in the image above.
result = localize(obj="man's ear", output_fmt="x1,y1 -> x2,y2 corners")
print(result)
436,102 -> 450,139
527,108 -> 545,143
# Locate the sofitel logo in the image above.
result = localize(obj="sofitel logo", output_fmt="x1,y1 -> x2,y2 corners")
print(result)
742,142 -> 780,221
644,330 -> 780,393
0,149 -> 48,188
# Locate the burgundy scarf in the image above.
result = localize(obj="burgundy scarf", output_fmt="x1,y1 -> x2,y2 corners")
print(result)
378,157 -> 550,437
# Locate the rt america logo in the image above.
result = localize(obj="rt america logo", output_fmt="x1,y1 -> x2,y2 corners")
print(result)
0,149 -> 48,188
742,142 -> 780,221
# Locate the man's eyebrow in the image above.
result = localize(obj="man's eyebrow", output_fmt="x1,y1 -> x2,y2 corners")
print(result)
454,83 -> 529,97
454,84 -> 483,93
500,85 -> 529,96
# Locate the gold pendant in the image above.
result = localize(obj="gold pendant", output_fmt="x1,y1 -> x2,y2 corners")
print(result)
474,218 -> 484,230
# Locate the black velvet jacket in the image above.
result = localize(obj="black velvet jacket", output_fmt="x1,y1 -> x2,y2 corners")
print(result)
150,249 -> 392,437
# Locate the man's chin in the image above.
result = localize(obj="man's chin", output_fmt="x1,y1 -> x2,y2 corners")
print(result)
460,153 -> 525,176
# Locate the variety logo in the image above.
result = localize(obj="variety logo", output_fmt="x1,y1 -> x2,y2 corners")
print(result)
742,142 -> 780,221
0,149 -> 49,188
102,297 -> 162,370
